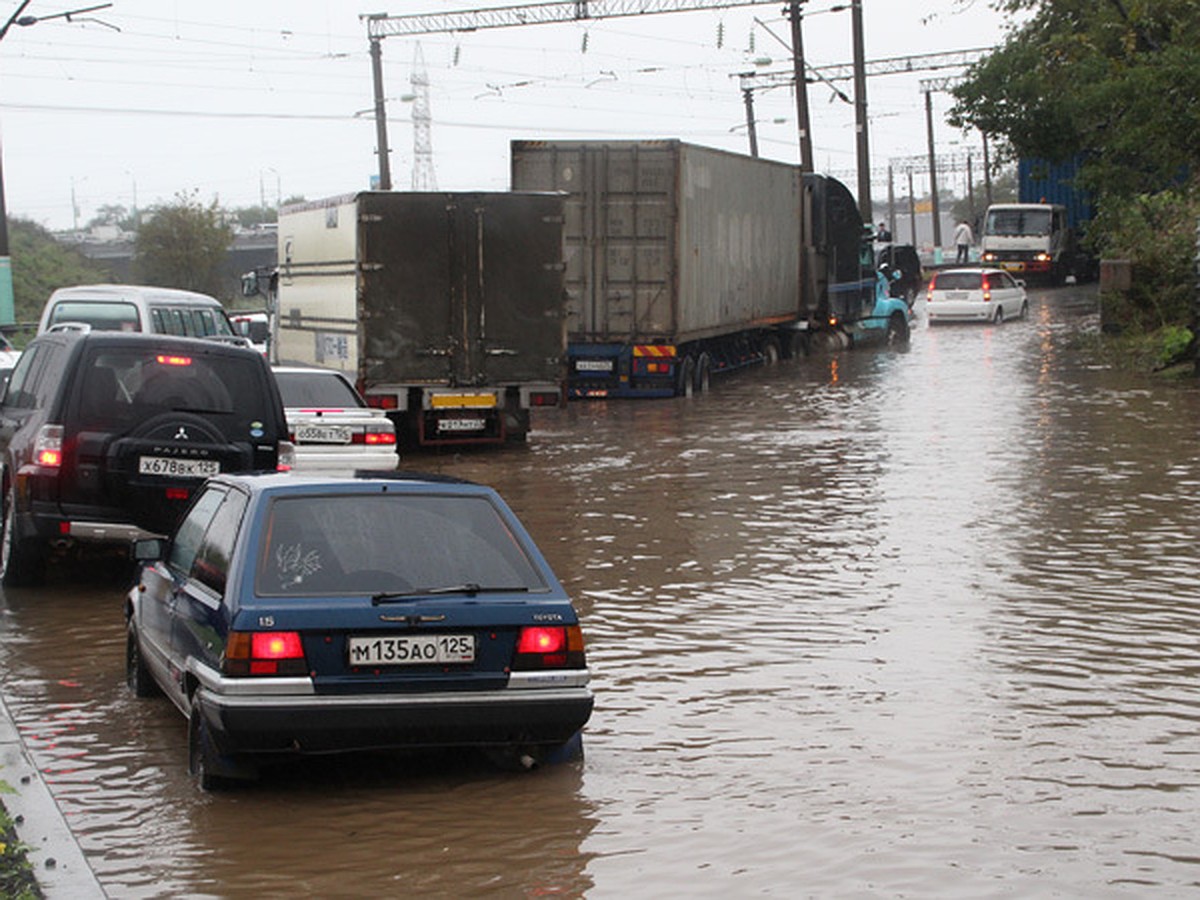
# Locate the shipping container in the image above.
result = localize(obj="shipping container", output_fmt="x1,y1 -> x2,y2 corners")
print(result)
512,139 -> 910,397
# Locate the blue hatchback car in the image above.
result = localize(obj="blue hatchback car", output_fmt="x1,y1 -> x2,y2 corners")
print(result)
126,471 -> 594,788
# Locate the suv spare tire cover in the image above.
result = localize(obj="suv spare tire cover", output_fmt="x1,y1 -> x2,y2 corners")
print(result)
106,412 -> 253,535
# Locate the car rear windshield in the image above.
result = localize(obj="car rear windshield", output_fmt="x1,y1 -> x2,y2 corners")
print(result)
934,272 -> 983,290
257,493 -> 549,596
49,301 -> 140,331
69,346 -> 274,439
274,371 -> 363,409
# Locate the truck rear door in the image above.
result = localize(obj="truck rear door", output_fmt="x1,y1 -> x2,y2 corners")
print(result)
356,192 -> 564,388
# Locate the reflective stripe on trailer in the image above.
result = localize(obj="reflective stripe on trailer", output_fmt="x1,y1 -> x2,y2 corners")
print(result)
632,345 -> 676,359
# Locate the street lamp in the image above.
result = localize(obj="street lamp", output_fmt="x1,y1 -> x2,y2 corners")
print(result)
0,2 -> 115,325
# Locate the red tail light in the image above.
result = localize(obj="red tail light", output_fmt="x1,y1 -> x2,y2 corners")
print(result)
353,430 -> 397,445
365,394 -> 398,410
224,631 -> 307,676
513,625 -> 586,670
34,424 -> 63,468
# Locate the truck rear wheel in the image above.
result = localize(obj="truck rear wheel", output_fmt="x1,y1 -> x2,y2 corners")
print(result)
763,338 -> 781,365
677,356 -> 696,397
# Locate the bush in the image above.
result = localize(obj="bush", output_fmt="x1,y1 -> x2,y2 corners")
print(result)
1091,181 -> 1200,332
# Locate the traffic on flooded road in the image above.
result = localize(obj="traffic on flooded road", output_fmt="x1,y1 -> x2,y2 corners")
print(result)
3,282 -> 1199,896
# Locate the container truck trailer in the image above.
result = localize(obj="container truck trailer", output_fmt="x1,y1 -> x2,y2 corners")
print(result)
273,191 -> 566,446
511,139 -> 909,399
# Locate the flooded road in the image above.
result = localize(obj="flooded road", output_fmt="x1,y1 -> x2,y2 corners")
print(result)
3,284 -> 1200,897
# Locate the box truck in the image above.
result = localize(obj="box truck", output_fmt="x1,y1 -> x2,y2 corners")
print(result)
273,192 -> 566,446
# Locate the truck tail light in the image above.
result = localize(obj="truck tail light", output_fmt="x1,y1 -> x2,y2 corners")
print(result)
34,424 -> 64,468
365,394 -> 398,410
512,625 -> 587,670
224,631 -> 307,676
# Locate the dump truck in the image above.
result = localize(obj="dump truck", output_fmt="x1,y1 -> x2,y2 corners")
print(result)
273,192 -> 566,446
510,139 -> 909,399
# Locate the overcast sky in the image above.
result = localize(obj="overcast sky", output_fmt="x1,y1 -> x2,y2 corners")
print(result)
0,0 -> 1021,231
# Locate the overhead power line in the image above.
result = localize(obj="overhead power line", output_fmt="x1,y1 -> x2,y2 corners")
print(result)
364,0 -> 780,38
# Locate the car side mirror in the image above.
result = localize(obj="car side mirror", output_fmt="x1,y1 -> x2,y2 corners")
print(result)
133,538 -> 167,563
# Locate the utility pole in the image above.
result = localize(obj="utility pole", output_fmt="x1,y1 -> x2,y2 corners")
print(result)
740,87 -> 758,158
368,22 -> 392,191
786,1 -> 813,172
850,0 -> 870,218
924,86 -> 941,251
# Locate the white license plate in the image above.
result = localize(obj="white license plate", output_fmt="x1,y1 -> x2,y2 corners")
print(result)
295,425 -> 352,444
138,456 -> 219,477
946,291 -> 969,300
576,359 -> 614,372
438,417 -> 485,432
348,634 -> 475,666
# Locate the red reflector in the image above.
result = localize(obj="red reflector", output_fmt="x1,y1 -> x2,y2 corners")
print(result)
251,631 -> 304,659
58,522 -> 71,535
165,488 -> 189,500
155,354 -> 193,367
516,626 -> 567,655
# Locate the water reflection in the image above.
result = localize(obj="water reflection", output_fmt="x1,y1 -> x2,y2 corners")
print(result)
3,285 -> 1200,895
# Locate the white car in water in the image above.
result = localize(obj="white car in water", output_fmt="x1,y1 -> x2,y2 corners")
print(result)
272,366 -> 398,473
926,267 -> 1029,325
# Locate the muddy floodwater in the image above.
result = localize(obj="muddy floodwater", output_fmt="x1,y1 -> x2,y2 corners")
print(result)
3,284 -> 1200,897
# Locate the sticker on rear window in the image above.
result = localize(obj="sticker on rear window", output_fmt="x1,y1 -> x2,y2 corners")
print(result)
250,420 -> 264,438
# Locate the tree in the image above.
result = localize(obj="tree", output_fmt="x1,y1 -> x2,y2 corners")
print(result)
948,0 -> 1200,196
9,217 -> 110,328
948,1 -> 1200,336
88,204 -> 138,233
133,192 -> 232,297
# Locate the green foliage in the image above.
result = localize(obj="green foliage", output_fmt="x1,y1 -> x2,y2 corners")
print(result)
0,801 -> 41,899
134,191 -> 233,297
1092,181 -> 1200,330
9,218 -> 110,328
949,1 -> 1200,336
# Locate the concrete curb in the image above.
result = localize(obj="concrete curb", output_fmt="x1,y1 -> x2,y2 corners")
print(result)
0,693 -> 107,898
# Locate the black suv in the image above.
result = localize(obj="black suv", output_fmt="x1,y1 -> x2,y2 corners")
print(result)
0,326 -> 293,585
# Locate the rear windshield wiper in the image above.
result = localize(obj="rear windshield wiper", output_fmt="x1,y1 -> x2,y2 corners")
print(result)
372,584 -> 530,605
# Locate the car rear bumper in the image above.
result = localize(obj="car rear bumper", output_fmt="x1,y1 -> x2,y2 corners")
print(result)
927,303 -> 992,322
290,446 -> 399,474
195,678 -> 594,755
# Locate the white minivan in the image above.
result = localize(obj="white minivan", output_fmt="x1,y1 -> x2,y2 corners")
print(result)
38,284 -> 236,337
